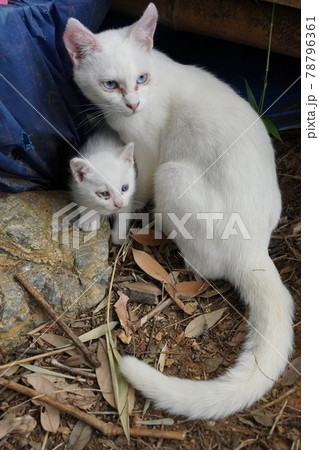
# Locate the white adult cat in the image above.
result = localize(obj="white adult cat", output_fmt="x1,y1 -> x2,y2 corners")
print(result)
64,3 -> 294,420
70,131 -> 135,244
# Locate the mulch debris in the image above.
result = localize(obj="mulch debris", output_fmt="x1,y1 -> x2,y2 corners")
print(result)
0,131 -> 300,449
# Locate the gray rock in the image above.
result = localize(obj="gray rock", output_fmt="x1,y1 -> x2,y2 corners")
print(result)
0,191 -> 111,353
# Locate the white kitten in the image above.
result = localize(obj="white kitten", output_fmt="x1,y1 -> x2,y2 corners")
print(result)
64,4 -> 294,420
70,131 -> 136,244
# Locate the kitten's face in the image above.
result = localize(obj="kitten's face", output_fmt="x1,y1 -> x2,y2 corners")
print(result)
63,4 -> 158,118
70,143 -> 135,215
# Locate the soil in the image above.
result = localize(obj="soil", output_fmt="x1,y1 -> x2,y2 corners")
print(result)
0,130 -> 300,450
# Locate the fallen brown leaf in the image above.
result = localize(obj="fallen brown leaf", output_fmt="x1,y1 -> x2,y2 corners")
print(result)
175,281 -> 209,297
130,228 -> 170,246
281,356 -> 301,386
0,415 -> 37,439
67,420 -> 93,450
132,248 -> 171,284
25,374 -> 60,433
184,308 -> 227,338
96,339 -> 116,408
114,291 -> 133,339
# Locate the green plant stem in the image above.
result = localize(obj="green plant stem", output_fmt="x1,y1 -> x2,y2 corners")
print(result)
259,3 -> 275,115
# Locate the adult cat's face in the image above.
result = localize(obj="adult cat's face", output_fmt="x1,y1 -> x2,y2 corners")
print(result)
63,4 -> 158,117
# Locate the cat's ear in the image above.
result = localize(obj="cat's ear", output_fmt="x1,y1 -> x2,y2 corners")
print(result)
129,3 -> 158,52
120,143 -> 134,166
63,18 -> 102,67
70,157 -> 93,182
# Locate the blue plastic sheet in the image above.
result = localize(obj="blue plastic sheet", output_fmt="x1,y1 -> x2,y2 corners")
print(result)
0,0 -> 112,192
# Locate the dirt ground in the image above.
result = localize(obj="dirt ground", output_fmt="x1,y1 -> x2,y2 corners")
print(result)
0,130 -> 300,450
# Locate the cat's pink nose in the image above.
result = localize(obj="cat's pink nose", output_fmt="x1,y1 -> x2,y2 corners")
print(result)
114,199 -> 124,209
126,102 -> 140,113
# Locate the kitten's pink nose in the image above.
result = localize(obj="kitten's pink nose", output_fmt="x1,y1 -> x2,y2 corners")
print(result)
114,199 -> 124,209
126,102 -> 140,113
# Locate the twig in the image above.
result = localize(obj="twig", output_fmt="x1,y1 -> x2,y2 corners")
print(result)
268,399 -> 288,438
262,387 -> 296,408
0,346 -> 76,373
132,298 -> 172,331
40,430 -> 49,450
0,377 -> 186,441
48,358 -> 97,379
15,273 -> 100,368
234,438 -> 258,450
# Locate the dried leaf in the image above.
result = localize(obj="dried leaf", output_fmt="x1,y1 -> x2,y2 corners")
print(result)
157,343 -> 168,372
40,333 -> 71,348
281,356 -> 301,386
200,284 -> 230,298
25,374 -> 60,433
184,307 -> 227,338
175,281 -> 209,297
123,281 -> 162,296
204,355 -> 224,374
132,248 -> 171,284
251,409 -> 274,427
117,329 -> 131,344
96,339 -> 116,408
67,420 -> 93,450
49,377 -> 97,410
228,331 -> 246,347
104,333 -> 134,440
0,415 -> 36,439
130,228 -> 170,246
114,291 -> 132,337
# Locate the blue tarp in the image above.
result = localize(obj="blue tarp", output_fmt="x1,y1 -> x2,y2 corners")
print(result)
0,2 -> 300,193
0,0 -> 112,192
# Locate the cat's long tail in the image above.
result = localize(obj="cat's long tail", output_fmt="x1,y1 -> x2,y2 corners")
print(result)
119,256 -> 294,420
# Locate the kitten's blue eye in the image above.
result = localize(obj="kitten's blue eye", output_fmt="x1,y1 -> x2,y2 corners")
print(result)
121,184 -> 129,192
102,80 -> 118,90
97,191 -> 111,199
136,74 -> 148,84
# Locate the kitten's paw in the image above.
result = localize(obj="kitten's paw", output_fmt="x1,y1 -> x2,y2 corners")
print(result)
78,216 -> 100,232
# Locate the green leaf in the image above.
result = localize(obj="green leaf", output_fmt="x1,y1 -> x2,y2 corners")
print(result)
136,418 -> 175,426
239,417 -> 255,427
104,332 -> 131,441
261,116 -> 283,142
244,80 -> 259,113
19,363 -> 86,382
79,322 -> 117,342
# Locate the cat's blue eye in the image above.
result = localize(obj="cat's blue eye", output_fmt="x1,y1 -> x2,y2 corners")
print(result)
97,191 -> 111,199
136,74 -> 148,85
102,80 -> 118,90
121,184 -> 129,192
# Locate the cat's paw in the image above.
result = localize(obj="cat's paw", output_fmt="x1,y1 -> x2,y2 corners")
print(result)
78,216 -> 100,232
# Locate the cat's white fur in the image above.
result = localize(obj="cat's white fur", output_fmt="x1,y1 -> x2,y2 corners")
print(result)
70,131 -> 135,244
64,3 -> 294,420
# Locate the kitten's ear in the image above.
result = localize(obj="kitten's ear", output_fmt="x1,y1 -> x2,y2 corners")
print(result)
120,143 -> 134,166
63,18 -> 102,67
129,3 -> 158,52
70,157 -> 92,182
